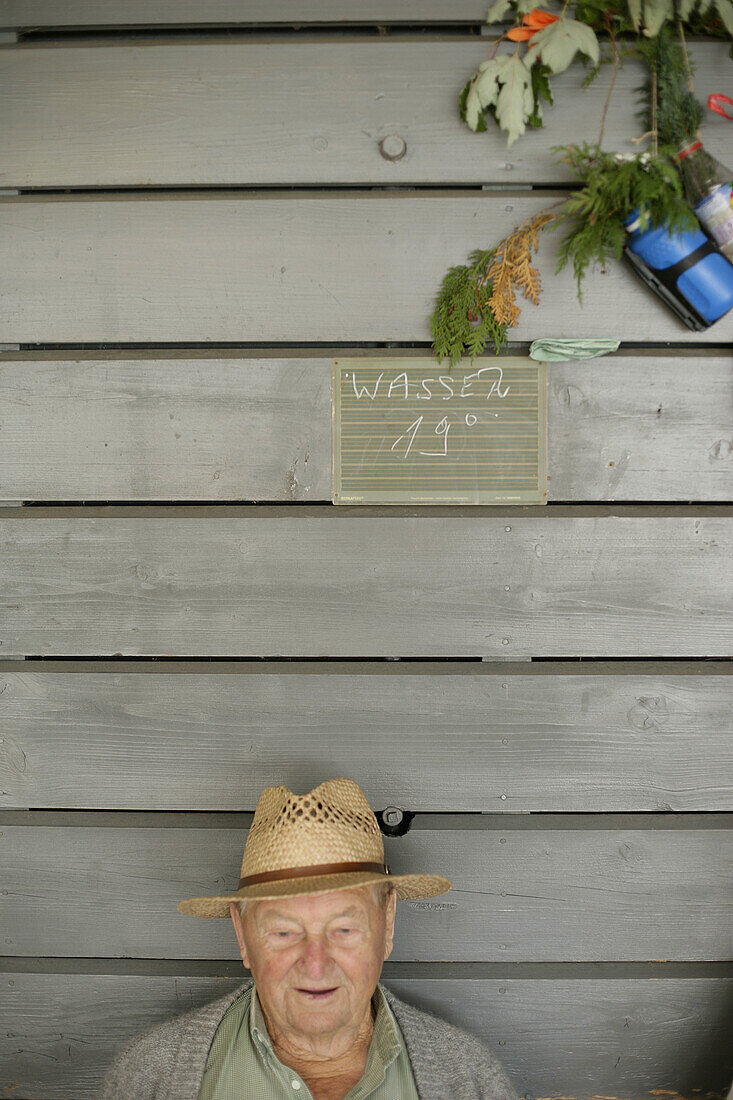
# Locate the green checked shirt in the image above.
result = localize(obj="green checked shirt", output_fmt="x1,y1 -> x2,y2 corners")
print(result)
197,983 -> 419,1100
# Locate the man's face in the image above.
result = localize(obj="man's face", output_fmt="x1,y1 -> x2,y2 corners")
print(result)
230,886 -> 396,1045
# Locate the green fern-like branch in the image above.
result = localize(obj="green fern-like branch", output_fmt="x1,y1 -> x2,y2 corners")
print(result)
553,143 -> 698,296
430,250 -> 508,368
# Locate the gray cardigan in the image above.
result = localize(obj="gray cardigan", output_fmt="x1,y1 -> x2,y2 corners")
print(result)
98,979 -> 520,1100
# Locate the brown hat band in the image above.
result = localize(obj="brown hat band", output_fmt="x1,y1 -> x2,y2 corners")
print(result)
239,861 -> 390,889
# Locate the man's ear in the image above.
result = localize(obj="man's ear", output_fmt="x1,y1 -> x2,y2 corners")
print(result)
383,890 -> 397,960
229,902 -> 251,969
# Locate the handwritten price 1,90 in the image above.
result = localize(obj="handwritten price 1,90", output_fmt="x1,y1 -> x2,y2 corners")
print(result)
390,412 -> 479,459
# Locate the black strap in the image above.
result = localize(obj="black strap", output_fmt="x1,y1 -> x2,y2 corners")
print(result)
622,240 -> 714,332
650,237 -> 719,286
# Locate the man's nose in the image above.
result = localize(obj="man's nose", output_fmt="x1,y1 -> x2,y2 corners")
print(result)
300,935 -> 331,977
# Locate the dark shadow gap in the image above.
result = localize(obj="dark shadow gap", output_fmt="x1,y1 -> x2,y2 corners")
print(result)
14,24 -> 490,44
7,183 -> 540,196
15,498 -> 733,506
1,957 -> 731,980
5,340 -> 728,352
9,654 -> 732,663
1,809 -> 729,830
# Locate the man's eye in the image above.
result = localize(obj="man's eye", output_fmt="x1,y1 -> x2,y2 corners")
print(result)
272,931 -> 293,939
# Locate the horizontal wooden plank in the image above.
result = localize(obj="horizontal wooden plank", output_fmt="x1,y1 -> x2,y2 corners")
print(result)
2,511 -> 731,658
0,354 -> 329,503
3,195 -> 732,343
1,664 -> 731,811
3,819 -> 731,961
1,354 -> 731,502
2,970 -> 731,1097
0,1 -> 494,28
2,42 -> 729,187
545,354 -> 733,502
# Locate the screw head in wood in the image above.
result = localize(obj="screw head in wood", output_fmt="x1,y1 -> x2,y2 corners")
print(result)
379,134 -> 407,161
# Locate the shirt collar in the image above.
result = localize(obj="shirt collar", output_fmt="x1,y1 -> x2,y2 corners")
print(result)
370,985 -> 403,1069
249,987 -> 273,1057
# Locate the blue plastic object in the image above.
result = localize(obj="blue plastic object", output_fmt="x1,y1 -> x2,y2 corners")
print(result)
623,209 -> 733,330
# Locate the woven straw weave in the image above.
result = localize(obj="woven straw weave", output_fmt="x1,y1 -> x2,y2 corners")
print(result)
179,777 -> 452,917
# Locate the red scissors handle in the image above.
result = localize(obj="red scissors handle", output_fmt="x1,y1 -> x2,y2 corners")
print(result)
708,94 -> 733,119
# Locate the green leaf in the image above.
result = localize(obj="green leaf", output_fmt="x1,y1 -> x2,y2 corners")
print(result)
527,17 -> 600,74
527,61 -> 554,126
642,0 -> 673,35
494,54 -> 535,146
463,60 -> 504,130
713,0 -> 733,34
532,61 -> 555,106
459,80 -> 487,130
463,77 -> 483,130
677,0 -> 698,16
486,0 -> 512,21
459,80 -> 470,121
627,0 -> 643,28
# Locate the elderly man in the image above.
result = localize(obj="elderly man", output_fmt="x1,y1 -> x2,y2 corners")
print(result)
99,778 -> 520,1100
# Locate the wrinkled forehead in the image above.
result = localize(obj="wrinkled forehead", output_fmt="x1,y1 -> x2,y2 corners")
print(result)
247,884 -> 383,924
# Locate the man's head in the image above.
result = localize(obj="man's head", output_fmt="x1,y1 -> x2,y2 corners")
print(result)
178,779 -> 450,1045
229,882 -> 396,1044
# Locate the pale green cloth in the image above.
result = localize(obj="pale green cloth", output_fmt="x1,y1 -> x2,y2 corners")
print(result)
197,983 -> 419,1100
528,338 -> 620,361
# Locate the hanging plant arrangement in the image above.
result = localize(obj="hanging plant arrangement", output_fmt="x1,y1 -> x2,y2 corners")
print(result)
461,0 -> 732,147
430,1 -> 733,366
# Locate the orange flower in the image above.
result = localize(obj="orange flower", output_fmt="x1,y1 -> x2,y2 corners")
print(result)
506,8 -> 559,40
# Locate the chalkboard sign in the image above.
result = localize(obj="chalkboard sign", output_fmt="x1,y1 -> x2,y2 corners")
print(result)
332,357 -> 547,504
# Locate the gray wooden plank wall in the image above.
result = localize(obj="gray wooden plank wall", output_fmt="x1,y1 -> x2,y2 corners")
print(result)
2,663 -> 731,812
1,354 -> 731,502
0,5 -> 731,1098
3,812 -> 732,961
2,968 -> 733,1098
2,43 -> 730,187
2,508 -> 732,657
4,194 -> 733,343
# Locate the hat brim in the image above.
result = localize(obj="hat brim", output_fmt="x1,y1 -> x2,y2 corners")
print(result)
178,871 -> 452,918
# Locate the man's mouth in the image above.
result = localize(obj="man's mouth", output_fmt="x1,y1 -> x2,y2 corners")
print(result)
296,987 -> 338,999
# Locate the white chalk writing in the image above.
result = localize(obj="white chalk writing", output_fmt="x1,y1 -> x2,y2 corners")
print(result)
351,365 -> 510,403
390,412 -> 480,459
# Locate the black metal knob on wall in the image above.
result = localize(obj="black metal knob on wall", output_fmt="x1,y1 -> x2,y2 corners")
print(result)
376,806 -> 415,837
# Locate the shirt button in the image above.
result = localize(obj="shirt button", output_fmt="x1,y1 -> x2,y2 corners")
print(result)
291,1082 -> 302,1091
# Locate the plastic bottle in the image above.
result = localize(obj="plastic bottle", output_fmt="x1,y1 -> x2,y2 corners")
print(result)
675,137 -> 733,261
623,208 -> 733,331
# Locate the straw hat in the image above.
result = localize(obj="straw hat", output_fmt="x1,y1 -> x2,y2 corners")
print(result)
178,777 -> 452,917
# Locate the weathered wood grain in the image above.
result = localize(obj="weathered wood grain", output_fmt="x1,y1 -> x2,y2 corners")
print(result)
1,663 -> 731,811
2,42 -> 729,187
3,195 -> 732,343
2,818 -> 731,961
0,2 -> 523,28
0,355 -> 330,503
1,511 -> 731,658
1,354 -> 731,502
545,354 -> 733,501
1,969 -> 731,1097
